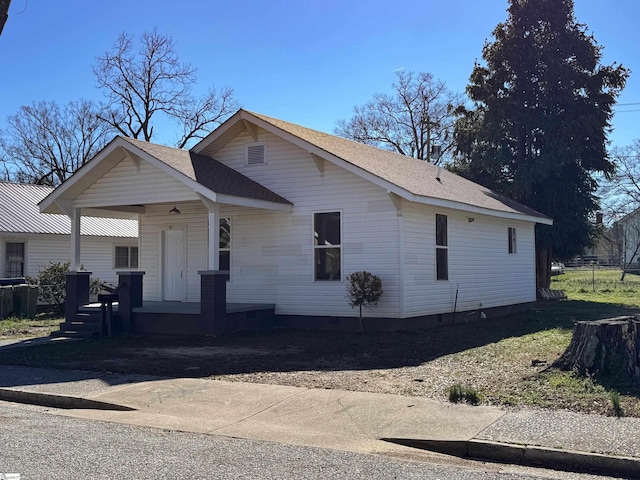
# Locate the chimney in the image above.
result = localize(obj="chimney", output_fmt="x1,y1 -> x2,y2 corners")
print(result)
595,212 -> 603,225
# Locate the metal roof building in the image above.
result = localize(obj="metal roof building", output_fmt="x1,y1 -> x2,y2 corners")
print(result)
0,182 -> 138,237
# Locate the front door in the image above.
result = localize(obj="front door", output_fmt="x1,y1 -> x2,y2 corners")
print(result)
163,229 -> 185,301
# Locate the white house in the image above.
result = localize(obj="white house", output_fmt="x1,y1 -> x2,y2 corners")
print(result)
40,109 -> 552,334
0,182 -> 138,285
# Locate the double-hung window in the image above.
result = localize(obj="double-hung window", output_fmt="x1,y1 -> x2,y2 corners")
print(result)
314,212 -> 341,280
435,214 -> 448,281
114,246 -> 139,269
5,242 -> 25,277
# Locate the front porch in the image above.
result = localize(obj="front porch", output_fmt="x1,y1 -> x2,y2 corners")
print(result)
61,270 -> 276,337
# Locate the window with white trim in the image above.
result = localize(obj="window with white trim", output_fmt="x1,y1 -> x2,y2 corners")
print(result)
314,212 -> 341,280
219,217 -> 231,280
436,214 -> 448,281
508,227 -> 517,254
5,242 -> 25,277
114,246 -> 139,269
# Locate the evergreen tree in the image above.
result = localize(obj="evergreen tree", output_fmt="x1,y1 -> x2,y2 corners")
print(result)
452,0 -> 628,286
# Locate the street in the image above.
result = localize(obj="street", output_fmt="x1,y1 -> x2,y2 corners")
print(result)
0,402 -> 614,480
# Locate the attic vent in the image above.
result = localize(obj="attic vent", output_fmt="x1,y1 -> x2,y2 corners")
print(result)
246,143 -> 266,165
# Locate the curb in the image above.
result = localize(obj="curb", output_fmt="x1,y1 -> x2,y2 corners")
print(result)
381,438 -> 640,479
0,388 -> 135,411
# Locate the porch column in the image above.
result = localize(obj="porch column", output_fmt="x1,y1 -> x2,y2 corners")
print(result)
207,205 -> 220,270
70,207 -> 82,271
199,270 -> 227,335
64,271 -> 91,321
117,271 -> 145,333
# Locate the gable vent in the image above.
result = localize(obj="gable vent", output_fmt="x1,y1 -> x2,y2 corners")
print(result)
247,144 -> 265,164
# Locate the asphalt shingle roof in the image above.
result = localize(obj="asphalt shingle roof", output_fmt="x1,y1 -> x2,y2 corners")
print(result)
121,137 -> 292,206
0,182 -> 138,237
241,110 -> 549,220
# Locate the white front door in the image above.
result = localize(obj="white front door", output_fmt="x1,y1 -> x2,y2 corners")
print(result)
163,229 -> 185,301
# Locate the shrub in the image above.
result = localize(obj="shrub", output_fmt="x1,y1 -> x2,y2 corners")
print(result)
27,261 -> 103,313
346,271 -> 383,332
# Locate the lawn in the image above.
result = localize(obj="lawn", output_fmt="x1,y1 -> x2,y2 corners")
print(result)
0,313 -> 62,339
0,269 -> 638,417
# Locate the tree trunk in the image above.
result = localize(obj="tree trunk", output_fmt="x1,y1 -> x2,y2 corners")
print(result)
553,316 -> 640,382
536,246 -> 552,288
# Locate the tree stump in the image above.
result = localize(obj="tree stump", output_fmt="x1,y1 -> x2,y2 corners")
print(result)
553,316 -> 640,383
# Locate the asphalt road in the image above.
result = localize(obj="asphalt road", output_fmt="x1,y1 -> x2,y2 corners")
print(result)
0,402 -> 614,480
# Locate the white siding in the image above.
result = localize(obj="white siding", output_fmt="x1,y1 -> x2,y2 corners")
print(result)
137,129 -> 402,318
0,233 -> 137,285
402,202 -> 536,317
139,202 -> 208,302
76,157 -> 197,208
71,126 -> 540,319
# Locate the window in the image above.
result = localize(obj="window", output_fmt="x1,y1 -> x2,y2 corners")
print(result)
115,246 -> 139,269
5,242 -> 25,277
314,212 -> 341,280
508,227 -> 517,254
436,214 -> 448,281
219,218 -> 231,280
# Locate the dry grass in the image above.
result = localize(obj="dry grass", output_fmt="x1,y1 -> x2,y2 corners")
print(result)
0,313 -> 61,339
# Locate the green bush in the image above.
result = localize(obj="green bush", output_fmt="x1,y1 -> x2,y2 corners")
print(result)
27,261 -> 103,313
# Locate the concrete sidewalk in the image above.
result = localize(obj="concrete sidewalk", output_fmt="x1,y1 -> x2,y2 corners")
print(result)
1,364 -> 639,477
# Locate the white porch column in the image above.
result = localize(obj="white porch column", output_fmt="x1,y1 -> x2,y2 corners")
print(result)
70,207 -> 82,271
208,204 -> 220,271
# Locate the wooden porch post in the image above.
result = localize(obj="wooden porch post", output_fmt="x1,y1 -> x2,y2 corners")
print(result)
70,207 -> 82,271
208,205 -> 220,270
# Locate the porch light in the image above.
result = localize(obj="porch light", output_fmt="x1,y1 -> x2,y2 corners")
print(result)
169,204 -> 181,215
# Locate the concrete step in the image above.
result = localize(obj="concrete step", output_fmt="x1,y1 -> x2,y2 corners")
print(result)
50,329 -> 100,339
58,321 -> 101,332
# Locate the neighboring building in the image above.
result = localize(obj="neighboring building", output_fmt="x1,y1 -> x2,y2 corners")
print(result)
40,109 -> 552,333
613,209 -> 640,269
0,182 -> 138,284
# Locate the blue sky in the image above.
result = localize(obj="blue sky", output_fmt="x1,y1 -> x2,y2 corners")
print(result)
1,0 -> 638,148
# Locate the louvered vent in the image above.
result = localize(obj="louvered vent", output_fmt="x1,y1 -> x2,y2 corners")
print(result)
247,144 -> 265,164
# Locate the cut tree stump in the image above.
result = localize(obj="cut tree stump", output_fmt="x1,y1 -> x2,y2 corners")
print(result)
553,316 -> 640,383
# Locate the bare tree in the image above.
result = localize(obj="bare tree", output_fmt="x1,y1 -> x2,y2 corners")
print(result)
599,140 -> 640,279
335,71 -> 463,164
0,99 -> 112,186
94,29 -> 239,149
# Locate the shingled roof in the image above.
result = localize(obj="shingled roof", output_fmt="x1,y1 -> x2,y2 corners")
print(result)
120,137 -> 292,206
194,110 -> 550,222
0,182 -> 138,237
247,111 -> 550,221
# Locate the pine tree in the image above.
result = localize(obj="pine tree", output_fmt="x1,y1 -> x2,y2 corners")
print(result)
452,0 -> 628,286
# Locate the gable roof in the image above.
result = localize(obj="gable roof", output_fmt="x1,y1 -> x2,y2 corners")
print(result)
0,182 -> 138,237
194,109 -> 552,224
39,135 -> 293,216
120,137 -> 292,206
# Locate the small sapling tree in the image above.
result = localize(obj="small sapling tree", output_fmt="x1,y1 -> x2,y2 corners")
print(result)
346,271 -> 383,332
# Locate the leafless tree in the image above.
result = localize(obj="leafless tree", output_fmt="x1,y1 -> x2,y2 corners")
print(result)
94,29 -> 239,149
335,71 -> 464,165
599,140 -> 640,279
0,99 -> 112,186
